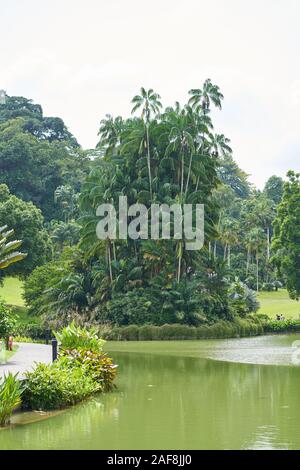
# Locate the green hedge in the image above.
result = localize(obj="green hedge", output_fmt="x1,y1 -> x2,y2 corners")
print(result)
263,319 -> 300,333
105,317 -> 264,341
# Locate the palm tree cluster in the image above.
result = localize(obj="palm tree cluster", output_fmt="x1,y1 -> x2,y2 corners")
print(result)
67,81 -> 235,325
214,186 -> 278,292
33,81 -> 267,326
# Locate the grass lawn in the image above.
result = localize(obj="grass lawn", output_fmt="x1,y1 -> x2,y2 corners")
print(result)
0,277 -> 39,325
258,289 -> 300,319
0,277 -> 25,307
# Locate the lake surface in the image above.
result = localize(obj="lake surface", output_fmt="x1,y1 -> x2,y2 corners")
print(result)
1,334 -> 300,450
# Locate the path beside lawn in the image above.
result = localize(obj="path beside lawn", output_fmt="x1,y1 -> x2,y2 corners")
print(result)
0,342 -> 52,380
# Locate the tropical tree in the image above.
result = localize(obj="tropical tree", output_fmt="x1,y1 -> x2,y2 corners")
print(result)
188,78 -> 224,114
131,88 -> 162,198
272,171 -> 300,299
264,175 -> 284,205
0,185 -> 52,276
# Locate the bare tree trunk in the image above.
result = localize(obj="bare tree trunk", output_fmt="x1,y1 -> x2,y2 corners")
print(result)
228,245 -> 231,268
214,241 -> 217,259
208,241 -> 211,259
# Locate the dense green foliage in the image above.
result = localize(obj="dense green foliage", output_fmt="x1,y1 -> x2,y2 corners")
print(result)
59,349 -> 117,392
0,373 -> 22,426
0,185 -> 51,276
22,361 -> 100,410
0,299 -> 17,340
272,172 -> 300,300
0,95 -> 90,221
1,88 -> 294,331
55,322 -> 105,352
263,318 -> 300,333
23,260 -> 67,316
23,81 -> 266,327
22,324 -> 117,411
106,317 -> 263,340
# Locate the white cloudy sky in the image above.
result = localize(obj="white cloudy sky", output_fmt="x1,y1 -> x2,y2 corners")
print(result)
1,0 -> 300,188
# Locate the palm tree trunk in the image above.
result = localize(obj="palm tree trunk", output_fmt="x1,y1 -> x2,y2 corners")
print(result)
146,124 -> 152,199
214,241 -> 217,259
185,152 -> 193,196
112,241 -> 116,262
177,241 -> 183,283
246,248 -> 250,275
228,245 -> 231,268
223,244 -> 227,261
266,226 -> 270,261
180,153 -> 184,199
208,241 -> 211,259
107,241 -> 113,284
256,250 -> 259,292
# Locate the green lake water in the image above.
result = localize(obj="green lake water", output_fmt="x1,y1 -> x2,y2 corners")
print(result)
1,334 -> 300,450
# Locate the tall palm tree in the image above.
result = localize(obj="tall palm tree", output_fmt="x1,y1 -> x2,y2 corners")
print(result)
209,133 -> 232,158
131,88 -> 162,198
245,228 -> 265,292
220,219 -> 239,268
97,114 -> 124,154
188,79 -> 224,114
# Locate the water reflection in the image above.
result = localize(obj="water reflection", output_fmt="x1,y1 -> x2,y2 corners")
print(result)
1,347 -> 300,449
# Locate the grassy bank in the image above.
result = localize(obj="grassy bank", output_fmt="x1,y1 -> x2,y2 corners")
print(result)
0,277 -> 24,307
1,277 -> 300,341
258,289 -> 300,319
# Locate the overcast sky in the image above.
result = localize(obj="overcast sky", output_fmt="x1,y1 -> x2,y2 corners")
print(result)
1,0 -> 300,188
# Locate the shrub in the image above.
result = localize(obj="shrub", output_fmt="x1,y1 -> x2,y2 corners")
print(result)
22,361 -> 100,410
0,299 -> 17,343
106,289 -> 159,325
55,322 -> 105,352
0,373 -> 22,426
13,323 -> 47,340
59,349 -> 117,392
263,319 -> 300,333
228,280 -> 260,316
261,282 -> 275,292
23,260 -> 68,316
13,336 -> 45,344
107,319 -> 264,341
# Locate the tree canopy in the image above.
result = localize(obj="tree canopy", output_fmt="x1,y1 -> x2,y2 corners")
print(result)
0,184 -> 52,276
0,95 -> 90,220
272,171 -> 300,299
